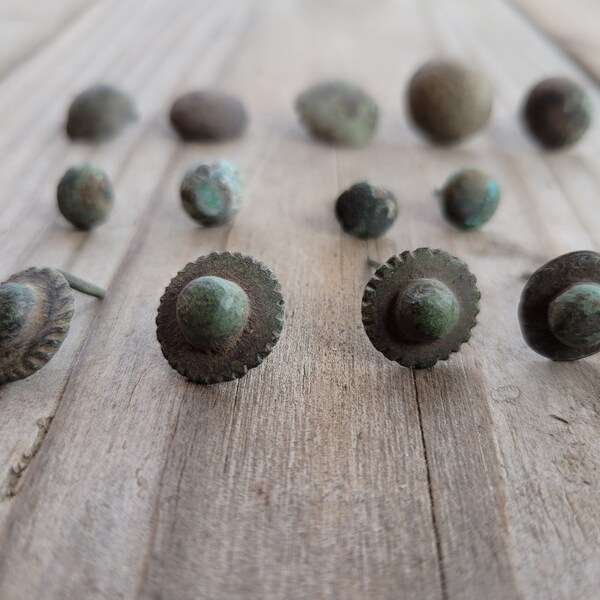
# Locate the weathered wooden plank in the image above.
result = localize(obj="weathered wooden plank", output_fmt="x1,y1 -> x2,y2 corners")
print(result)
0,0 -> 99,77
423,1 -> 600,599
0,0 -> 598,598
512,0 -> 600,83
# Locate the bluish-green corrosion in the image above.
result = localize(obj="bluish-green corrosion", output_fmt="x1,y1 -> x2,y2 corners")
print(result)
180,160 -> 243,227
392,278 -> 460,343
57,164 -> 114,230
548,282 -> 600,348
176,276 -> 249,351
440,168 -> 500,230
296,81 -> 379,147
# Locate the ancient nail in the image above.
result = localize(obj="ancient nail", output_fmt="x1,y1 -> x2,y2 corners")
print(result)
362,248 -> 480,368
66,84 -> 137,142
335,182 -> 397,239
523,77 -> 592,149
295,80 -> 379,147
0,267 -> 104,384
407,60 -> 493,144
156,252 -> 284,384
439,168 -> 500,230
170,91 -> 248,141
519,251 -> 600,361
180,160 -> 243,227
57,164 -> 114,230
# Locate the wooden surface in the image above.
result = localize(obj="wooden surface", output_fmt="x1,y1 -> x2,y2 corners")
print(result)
514,0 -> 600,82
0,0 -> 599,598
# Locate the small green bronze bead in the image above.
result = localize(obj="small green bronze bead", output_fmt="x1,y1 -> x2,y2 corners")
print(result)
170,91 -> 248,141
407,60 -> 493,144
176,276 -> 249,351
335,182 -> 397,239
362,248 -> 480,369
295,80 -> 379,147
0,267 -> 104,384
523,77 -> 592,149
156,252 -> 284,384
66,84 -> 137,142
57,164 -> 114,230
180,161 -> 243,227
519,250 -> 600,361
439,168 -> 500,230
519,251 -> 600,361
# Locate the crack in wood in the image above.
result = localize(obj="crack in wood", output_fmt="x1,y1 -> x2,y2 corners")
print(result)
1,416 -> 53,499
412,370 -> 447,600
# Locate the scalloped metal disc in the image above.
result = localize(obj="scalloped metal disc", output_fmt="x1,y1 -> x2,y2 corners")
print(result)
0,268 -> 74,384
519,250 -> 600,361
362,248 -> 480,369
156,252 -> 284,384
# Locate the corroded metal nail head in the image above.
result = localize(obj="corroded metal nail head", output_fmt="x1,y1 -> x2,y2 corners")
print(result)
362,248 -> 480,368
156,252 -> 284,384
439,168 -> 500,230
519,250 -> 600,361
335,182 -> 398,239
0,267 -> 104,384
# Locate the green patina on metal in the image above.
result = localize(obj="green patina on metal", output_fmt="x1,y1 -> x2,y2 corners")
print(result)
0,267 -> 104,384
170,90 -> 248,141
57,164 -> 114,230
362,248 -> 480,369
523,77 -> 592,149
66,84 -> 137,142
547,283 -> 600,349
176,276 -> 249,351
335,182 -> 397,239
519,250 -> 600,361
295,80 -> 379,147
180,161 -> 243,227
391,278 -> 459,343
440,168 -> 500,230
407,60 -> 493,145
156,252 -> 284,385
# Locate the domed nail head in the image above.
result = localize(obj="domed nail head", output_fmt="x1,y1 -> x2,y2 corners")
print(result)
362,248 -> 480,369
439,169 -> 500,230
170,90 -> 248,141
0,267 -> 104,384
180,161 -> 243,227
523,77 -> 592,149
57,164 -> 114,230
156,252 -> 284,384
407,60 -> 493,145
176,276 -> 249,351
335,182 -> 398,239
295,80 -> 379,147
519,251 -> 600,360
66,84 -> 137,142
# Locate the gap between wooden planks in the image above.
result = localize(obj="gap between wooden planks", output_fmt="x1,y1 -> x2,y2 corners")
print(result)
0,0 -> 599,599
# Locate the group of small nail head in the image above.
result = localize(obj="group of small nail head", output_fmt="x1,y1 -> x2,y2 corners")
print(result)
1,60 -> 598,386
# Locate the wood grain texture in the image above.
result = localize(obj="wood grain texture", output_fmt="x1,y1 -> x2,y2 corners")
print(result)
512,0 -> 600,83
0,0 -> 598,599
0,0 -> 99,76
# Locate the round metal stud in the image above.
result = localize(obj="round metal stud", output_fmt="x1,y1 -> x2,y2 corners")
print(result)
362,248 -> 480,368
519,250 -> 600,360
0,267 -> 105,384
156,252 -> 284,384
